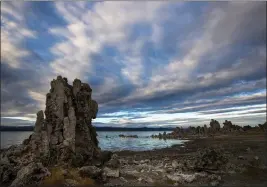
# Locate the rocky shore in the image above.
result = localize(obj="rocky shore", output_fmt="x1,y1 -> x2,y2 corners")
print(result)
0,76 -> 266,187
113,133 -> 267,187
2,132 -> 266,187
151,119 -> 267,140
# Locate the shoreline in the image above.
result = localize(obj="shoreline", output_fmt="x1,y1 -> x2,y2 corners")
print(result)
108,132 -> 267,186
0,131 -> 186,152
1,132 -> 266,186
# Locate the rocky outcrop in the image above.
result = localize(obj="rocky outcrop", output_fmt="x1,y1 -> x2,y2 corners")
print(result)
25,76 -> 100,166
209,119 -> 220,134
152,119 -> 266,140
222,120 -> 243,133
0,76 -> 101,186
258,122 -> 267,132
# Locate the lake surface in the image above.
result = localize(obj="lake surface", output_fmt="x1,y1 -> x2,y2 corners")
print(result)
1,131 -> 187,151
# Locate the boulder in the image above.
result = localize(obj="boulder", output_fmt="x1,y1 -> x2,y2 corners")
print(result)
103,167 -> 120,178
79,166 -> 102,178
105,154 -> 120,169
10,162 -> 50,187
192,148 -> 228,171
99,151 -> 113,165
166,173 -> 196,183
172,160 -> 179,169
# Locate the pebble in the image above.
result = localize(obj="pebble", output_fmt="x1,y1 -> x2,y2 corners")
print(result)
172,160 -> 179,169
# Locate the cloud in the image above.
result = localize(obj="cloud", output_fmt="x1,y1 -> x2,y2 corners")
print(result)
1,2 -> 36,68
1,1 -> 266,127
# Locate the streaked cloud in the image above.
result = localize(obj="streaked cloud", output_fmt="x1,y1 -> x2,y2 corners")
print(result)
1,1 -> 266,127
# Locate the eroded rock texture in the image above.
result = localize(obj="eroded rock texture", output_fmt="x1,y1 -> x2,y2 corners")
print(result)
2,76 -> 100,168
41,76 -> 100,165
0,76 -> 105,186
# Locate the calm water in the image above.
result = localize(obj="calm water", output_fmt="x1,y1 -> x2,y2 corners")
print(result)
1,131 -> 187,151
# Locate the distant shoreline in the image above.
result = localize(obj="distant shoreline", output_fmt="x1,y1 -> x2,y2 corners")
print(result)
0,126 -> 174,132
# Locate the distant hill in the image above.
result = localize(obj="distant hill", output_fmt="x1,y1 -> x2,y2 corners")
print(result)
95,127 -> 174,131
0,125 -> 174,132
0,126 -> 34,131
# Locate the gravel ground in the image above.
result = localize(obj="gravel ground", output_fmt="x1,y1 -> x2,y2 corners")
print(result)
110,132 -> 267,186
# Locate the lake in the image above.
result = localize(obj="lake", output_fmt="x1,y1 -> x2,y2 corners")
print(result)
0,131 -> 187,151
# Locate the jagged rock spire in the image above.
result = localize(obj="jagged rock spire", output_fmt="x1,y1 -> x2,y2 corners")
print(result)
25,76 -> 99,166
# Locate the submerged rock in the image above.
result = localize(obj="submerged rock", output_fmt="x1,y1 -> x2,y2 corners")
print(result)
119,134 -> 138,138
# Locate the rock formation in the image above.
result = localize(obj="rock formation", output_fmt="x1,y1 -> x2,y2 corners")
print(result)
29,76 -> 100,166
0,76 -> 101,186
258,122 -> 267,132
152,119 -> 267,140
222,120 -> 233,131
209,119 -> 220,134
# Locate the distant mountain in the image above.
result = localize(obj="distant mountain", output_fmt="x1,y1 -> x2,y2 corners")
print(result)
95,126 -> 174,131
0,125 -> 174,132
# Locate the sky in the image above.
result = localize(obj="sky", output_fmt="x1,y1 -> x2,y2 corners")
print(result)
1,1 -> 266,128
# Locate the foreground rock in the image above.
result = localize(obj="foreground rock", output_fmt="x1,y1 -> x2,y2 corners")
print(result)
103,167 -> 120,178
0,76 -> 101,186
105,154 -> 120,169
10,162 -> 50,187
105,134 -> 267,187
192,148 -> 228,171
78,166 -> 102,179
